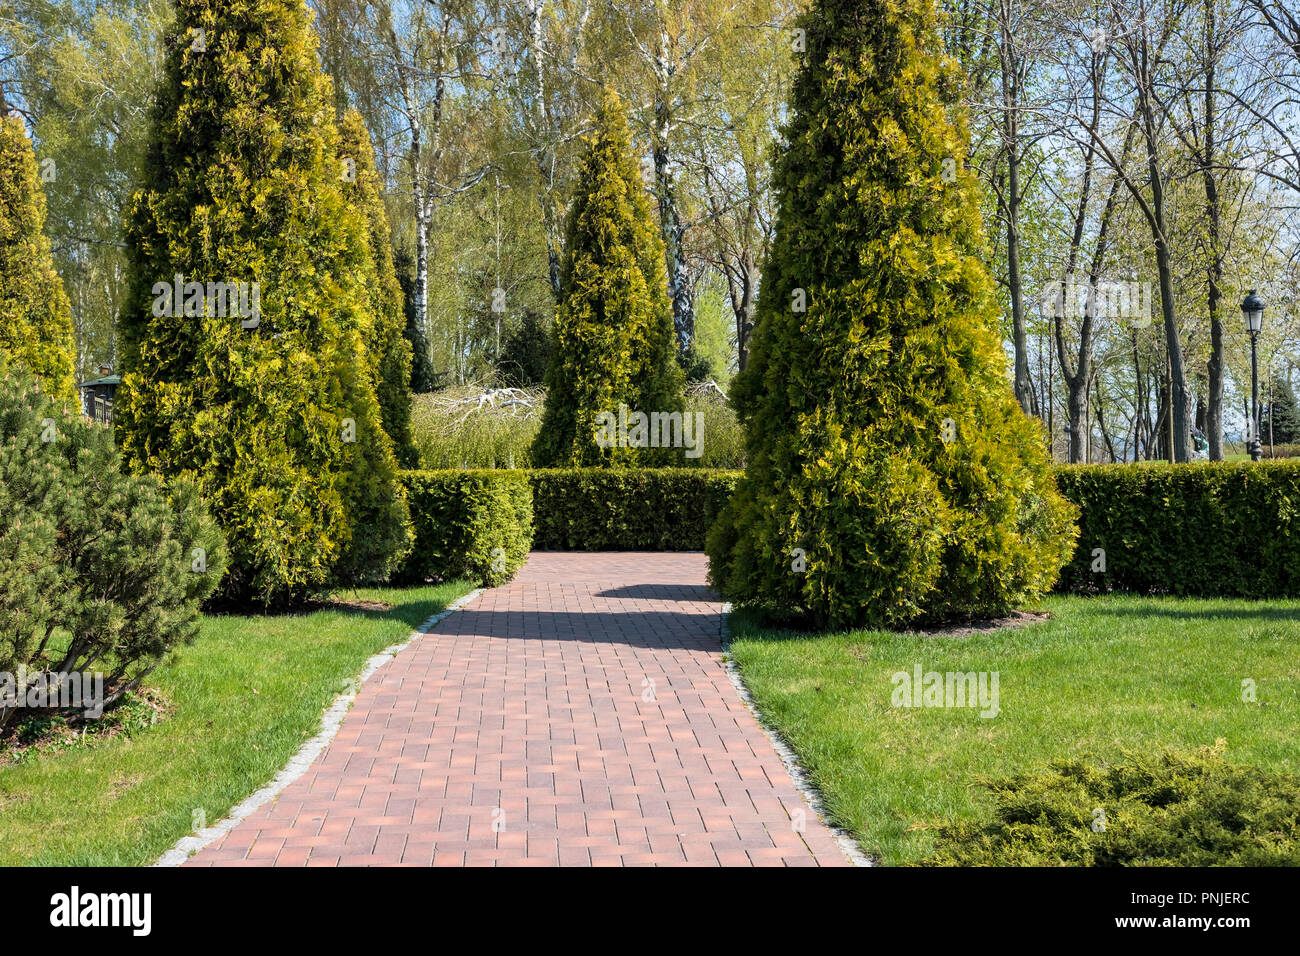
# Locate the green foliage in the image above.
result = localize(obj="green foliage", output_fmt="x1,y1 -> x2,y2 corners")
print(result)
530,468 -> 739,550
508,459 -> 1300,592
1055,461 -> 1300,597
921,744 -> 1300,866
676,345 -> 716,383
532,89 -> 685,467
327,354 -> 414,591
114,0 -> 410,606
708,0 -> 1076,629
0,359 -> 225,728
0,114 -> 78,403
410,388 -> 743,471
683,390 -> 745,469
410,389 -> 541,469
1262,378 -> 1300,445
396,470 -> 533,587
689,279 -> 736,386
339,108 -> 418,468
1,0 -> 169,383
496,309 -> 553,388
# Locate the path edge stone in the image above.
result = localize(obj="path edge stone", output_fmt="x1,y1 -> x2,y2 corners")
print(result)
719,602 -> 873,867
152,588 -> 484,867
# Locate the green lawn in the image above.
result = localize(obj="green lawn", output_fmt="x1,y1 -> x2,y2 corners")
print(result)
0,581 -> 472,866
727,595 -> 1300,865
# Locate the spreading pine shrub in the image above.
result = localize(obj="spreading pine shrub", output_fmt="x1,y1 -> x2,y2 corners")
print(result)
0,114 -> 78,404
921,744 -> 1300,866
0,359 -> 225,731
531,89 -> 685,467
338,108 -> 418,468
707,0 -> 1076,629
114,0 -> 410,606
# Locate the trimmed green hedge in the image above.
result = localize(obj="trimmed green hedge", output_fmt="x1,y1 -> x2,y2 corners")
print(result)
1054,462 -> 1300,597
529,469 -> 739,550
396,470 -> 533,587
395,463 -> 1300,600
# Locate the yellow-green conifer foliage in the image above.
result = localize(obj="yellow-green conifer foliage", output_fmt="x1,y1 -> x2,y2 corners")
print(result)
338,109 -> 418,468
707,0 -> 1077,628
532,90 -> 685,467
0,114 -> 78,404
115,0 -> 410,606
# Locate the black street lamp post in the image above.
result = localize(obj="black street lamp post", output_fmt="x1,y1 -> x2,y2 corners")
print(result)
1242,290 -> 1264,462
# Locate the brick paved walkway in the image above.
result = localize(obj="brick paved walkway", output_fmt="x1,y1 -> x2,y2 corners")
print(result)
186,552 -> 852,867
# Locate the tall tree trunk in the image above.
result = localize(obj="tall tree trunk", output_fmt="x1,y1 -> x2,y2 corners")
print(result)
1153,237 -> 1189,461
1202,0 -> 1226,459
408,100 -> 429,339
1154,365 -> 1170,461
1066,367 -> 1089,462
999,4 -> 1033,415
725,248 -> 757,372
1135,18 -> 1190,461
1053,55 -> 1131,463
651,56 -> 693,356
525,0 -> 563,300
1131,330 -> 1150,459
1096,384 -> 1117,462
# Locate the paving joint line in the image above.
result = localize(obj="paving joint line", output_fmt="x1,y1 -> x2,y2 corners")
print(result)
718,602 -> 874,867
153,587 -> 484,867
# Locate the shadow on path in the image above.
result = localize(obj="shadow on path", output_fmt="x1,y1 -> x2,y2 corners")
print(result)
595,583 -> 719,602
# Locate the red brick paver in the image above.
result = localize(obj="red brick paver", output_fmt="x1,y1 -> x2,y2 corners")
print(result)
186,553 -> 852,867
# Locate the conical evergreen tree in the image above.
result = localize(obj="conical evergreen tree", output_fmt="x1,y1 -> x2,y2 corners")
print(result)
338,109 -> 418,468
707,0 -> 1076,628
1262,378 -> 1300,446
532,90 -> 684,467
0,115 -> 78,404
115,0 -> 410,606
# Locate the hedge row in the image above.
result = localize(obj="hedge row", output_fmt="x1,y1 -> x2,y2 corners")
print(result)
396,463 -> 1300,599
1054,462 -> 1300,597
529,468 -> 739,550
395,470 -> 532,587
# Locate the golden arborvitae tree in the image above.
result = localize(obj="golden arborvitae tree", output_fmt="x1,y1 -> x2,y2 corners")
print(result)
339,108 -> 418,467
707,0 -> 1076,628
0,114 -> 78,404
532,90 -> 685,467
115,0 -> 410,606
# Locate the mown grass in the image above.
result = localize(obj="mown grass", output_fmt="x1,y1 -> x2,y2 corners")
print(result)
0,581 -> 472,865
727,595 -> 1300,865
